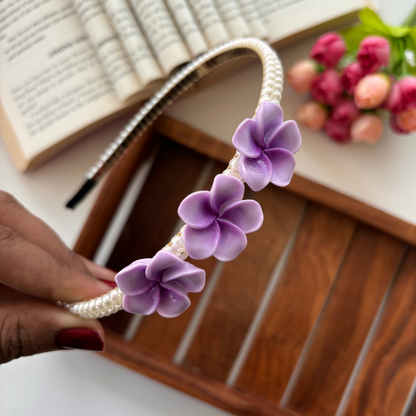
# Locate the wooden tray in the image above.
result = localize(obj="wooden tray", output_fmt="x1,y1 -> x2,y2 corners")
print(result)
74,115 -> 416,416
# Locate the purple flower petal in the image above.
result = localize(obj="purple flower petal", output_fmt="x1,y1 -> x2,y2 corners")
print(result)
264,148 -> 296,187
239,153 -> 273,192
254,101 -> 283,146
232,118 -> 262,158
162,261 -> 206,293
146,250 -> 184,282
178,191 -> 216,229
183,221 -> 221,260
210,174 -> 244,214
115,259 -> 152,296
265,120 -> 302,154
157,283 -> 191,318
214,219 -> 247,261
122,284 -> 160,315
220,200 -> 263,233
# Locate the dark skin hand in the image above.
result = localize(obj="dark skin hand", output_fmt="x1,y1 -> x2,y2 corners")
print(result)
0,191 -> 116,364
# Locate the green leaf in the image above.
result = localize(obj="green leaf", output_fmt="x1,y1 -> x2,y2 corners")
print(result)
387,26 -> 411,38
359,8 -> 389,35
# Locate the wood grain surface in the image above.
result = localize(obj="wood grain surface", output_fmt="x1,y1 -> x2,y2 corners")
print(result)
343,246 -> 416,416
102,330 -> 302,416
155,116 -> 416,247
182,186 -> 306,381
236,203 -> 356,404
286,225 -> 406,416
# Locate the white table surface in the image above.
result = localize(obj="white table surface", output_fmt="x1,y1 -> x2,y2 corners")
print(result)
0,0 -> 413,415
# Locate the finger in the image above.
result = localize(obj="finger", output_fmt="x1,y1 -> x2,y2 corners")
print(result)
0,192 -> 88,273
81,257 -> 116,282
0,283 -> 38,303
0,300 -> 104,364
0,224 -> 111,302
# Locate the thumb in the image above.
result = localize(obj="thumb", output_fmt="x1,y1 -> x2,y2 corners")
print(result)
0,300 -> 105,364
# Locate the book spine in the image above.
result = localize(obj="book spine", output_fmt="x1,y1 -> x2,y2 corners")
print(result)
235,0 -> 268,39
101,0 -> 164,86
73,0 -> 142,101
187,0 -> 230,48
165,0 -> 208,57
213,0 -> 250,38
129,0 -> 191,74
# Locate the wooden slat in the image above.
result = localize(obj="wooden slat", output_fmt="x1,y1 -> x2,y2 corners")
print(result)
155,116 -> 416,247
102,330 -> 302,416
236,204 -> 356,403
74,125 -> 155,259
286,224 -> 406,416
131,161 -> 225,358
182,186 -> 306,381
343,246 -> 416,416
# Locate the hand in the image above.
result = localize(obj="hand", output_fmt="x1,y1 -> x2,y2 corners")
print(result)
0,191 -> 116,364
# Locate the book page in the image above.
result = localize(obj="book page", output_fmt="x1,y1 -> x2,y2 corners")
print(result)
236,0 -> 268,39
187,0 -> 230,48
102,0 -> 164,86
129,0 -> 191,74
214,0 -> 250,38
256,0 -> 368,44
0,0 -> 125,162
73,0 -> 142,101
165,0 -> 208,57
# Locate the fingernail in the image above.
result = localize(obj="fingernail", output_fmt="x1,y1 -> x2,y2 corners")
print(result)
99,278 -> 117,289
57,328 -> 105,351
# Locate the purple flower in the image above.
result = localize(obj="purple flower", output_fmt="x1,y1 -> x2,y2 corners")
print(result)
115,250 -> 205,318
232,101 -> 301,192
178,174 -> 263,261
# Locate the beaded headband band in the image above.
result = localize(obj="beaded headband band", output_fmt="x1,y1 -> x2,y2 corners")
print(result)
63,38 -> 302,319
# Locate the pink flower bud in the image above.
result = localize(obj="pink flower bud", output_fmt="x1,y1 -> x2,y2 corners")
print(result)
385,77 -> 416,114
332,99 -> 360,123
390,115 -> 409,134
354,73 -> 390,109
310,32 -> 346,68
324,118 -> 351,143
310,69 -> 344,106
397,108 -> 416,131
341,62 -> 365,95
357,36 -> 390,74
286,60 -> 317,93
296,102 -> 327,130
351,114 -> 383,143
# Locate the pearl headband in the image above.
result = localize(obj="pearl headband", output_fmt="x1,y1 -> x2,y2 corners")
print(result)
63,38 -> 301,319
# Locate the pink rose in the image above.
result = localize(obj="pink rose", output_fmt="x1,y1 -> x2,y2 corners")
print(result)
296,102 -> 327,130
332,99 -> 360,123
390,115 -> 408,134
357,36 -> 390,74
286,60 -> 317,93
354,73 -> 390,109
310,69 -> 344,105
385,77 -> 416,114
341,62 -> 365,95
351,114 -> 383,143
397,108 -> 416,131
310,32 -> 346,68
325,118 -> 351,143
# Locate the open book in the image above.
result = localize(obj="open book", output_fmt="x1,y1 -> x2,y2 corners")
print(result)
0,0 -> 372,171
